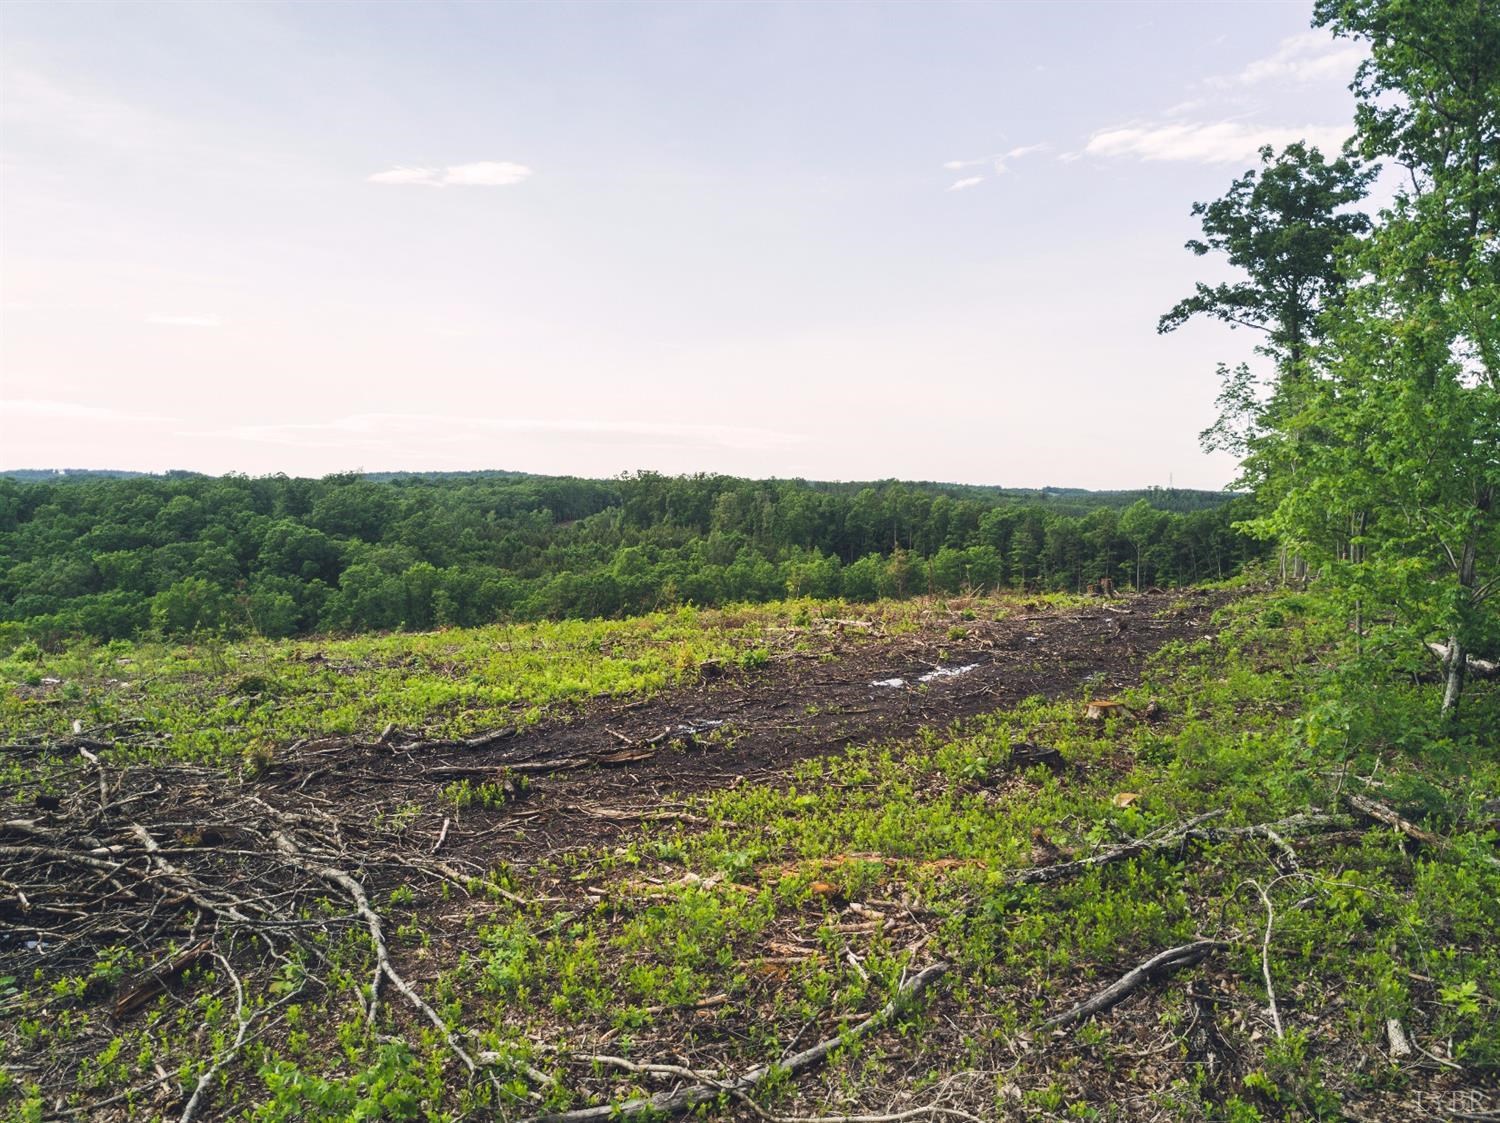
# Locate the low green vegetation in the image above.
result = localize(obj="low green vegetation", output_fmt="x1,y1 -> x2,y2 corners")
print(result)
3,587 -> 1495,1120
0,594 -> 1016,771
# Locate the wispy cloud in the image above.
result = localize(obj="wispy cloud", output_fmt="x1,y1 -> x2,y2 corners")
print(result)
1084,120 -> 1353,164
1001,143 -> 1048,160
1213,31 -> 1366,88
368,161 -> 532,187
211,414 -> 803,452
146,314 -> 223,328
941,144 -> 1047,191
943,144 -> 1048,173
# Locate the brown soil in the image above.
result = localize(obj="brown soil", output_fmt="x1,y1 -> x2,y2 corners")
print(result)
276,589 -> 1231,866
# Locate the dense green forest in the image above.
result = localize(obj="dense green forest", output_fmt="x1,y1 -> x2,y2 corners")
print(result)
0,471 -> 1260,643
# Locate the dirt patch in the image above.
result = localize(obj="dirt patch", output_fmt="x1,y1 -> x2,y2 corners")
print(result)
274,589 -> 1231,865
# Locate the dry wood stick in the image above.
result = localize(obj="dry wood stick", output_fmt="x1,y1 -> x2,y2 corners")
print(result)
1344,793 -> 1444,847
1002,809 -> 1351,888
522,962 -> 951,1123
268,831 -> 554,1094
1245,879 -> 1284,1039
178,952 -> 250,1123
1039,939 -> 1228,1030
1345,792 -> 1500,870
127,825 -> 258,924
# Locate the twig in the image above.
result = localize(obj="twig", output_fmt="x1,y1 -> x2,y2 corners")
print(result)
1001,809 -> 1351,889
1245,879 -> 1284,1040
1039,940 -> 1227,1030
524,962 -> 951,1123
178,951 -> 250,1123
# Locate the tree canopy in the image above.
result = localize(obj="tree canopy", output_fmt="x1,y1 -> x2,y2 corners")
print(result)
0,471 -> 1258,646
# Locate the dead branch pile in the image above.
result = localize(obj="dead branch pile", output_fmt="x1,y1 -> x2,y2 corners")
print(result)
0,746 -> 500,1120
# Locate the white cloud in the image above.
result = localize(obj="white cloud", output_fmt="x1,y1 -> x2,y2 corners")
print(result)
941,144 -> 1046,190
1214,31 -> 1367,88
367,165 -> 441,186
210,413 -> 802,452
441,161 -> 532,186
1161,99 -> 1206,118
146,314 -> 223,328
944,144 -> 1047,172
1084,120 -> 1353,164
367,161 -> 532,187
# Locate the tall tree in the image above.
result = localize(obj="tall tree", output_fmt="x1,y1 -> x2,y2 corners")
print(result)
1301,0 -> 1500,714
1159,142 -> 1376,369
1160,144 -> 1376,560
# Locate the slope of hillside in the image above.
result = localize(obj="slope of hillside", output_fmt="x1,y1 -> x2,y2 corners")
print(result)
1,588 -> 1496,1122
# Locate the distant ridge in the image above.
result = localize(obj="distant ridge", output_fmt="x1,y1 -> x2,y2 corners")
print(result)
2,467 -> 1236,513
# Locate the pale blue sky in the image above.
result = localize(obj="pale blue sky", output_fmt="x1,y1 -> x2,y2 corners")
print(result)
0,1 -> 1365,487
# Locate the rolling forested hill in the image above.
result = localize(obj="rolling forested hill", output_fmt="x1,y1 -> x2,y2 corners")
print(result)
0,470 -> 1261,644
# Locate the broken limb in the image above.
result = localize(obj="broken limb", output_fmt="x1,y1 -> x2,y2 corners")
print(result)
522,962 -> 951,1123
1039,939 -> 1228,1031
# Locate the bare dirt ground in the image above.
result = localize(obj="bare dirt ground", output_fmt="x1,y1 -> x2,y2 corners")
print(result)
275,589 -> 1231,866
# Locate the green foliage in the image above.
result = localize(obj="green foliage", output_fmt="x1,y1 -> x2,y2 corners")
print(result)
1168,0 -> 1500,717
0,472 -> 1261,649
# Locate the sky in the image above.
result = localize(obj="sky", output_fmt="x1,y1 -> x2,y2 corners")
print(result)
0,0 -> 1369,489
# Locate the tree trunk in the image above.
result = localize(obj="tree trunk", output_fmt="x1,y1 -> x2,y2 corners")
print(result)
1443,537 -> 1480,718
1442,635 -> 1467,717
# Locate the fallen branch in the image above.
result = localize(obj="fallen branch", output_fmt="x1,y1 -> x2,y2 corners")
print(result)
388,727 -> 517,752
113,937 -> 213,1020
1003,809 -> 1349,888
1040,939 -> 1227,1030
1343,793 -> 1500,870
1006,812 -> 1225,885
1245,879 -> 1284,1039
567,804 -> 710,826
523,962 -> 951,1123
1425,642 -> 1499,679
555,1062 -> 981,1123
178,951 -> 250,1123
738,1108 -> 983,1123
1343,794 -> 1444,847
270,833 -> 476,1066
128,825 -> 259,924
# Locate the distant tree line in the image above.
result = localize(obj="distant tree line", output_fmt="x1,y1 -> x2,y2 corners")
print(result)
0,471 -> 1265,644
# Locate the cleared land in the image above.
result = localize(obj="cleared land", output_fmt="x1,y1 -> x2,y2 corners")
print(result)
1,589 -> 1496,1122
